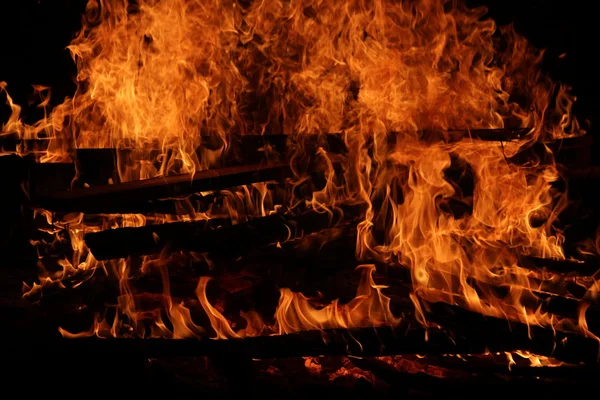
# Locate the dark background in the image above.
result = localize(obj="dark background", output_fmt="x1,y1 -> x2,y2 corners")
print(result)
0,0 -> 598,129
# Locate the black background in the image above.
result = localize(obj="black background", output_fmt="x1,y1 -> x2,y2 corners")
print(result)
0,0 -> 598,129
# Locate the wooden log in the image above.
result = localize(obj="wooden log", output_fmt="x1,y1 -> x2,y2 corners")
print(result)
17,241 -> 597,361
5,127 -> 561,188
205,128 -> 533,148
20,132 -> 593,214
8,130 -> 589,166
80,188 -> 600,278
231,233 -> 600,332
8,131 -> 591,183
29,222 -> 600,346
10,129 -> 592,173
241,234 -> 600,307
0,133 -> 58,153
74,211 -> 600,338
347,355 -> 600,388
28,164 -> 285,215
85,217 -> 231,260
80,214 -> 600,332
6,301 -> 599,364
30,243 -> 600,338
371,256 -> 600,333
14,131 -> 587,175
519,256 -> 600,276
346,356 -> 445,386
1,128 -> 534,152
34,162 -> 294,213
214,128 -> 533,157
374,262 -> 600,334
417,353 -> 600,380
393,128 -> 531,142
421,302 -> 600,364
84,205 -> 364,260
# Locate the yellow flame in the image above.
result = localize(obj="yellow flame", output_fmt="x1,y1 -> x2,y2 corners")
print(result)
1,0 -> 595,342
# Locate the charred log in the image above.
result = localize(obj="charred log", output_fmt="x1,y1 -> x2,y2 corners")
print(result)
79,215 -> 600,333
2,128 -> 535,153
34,162 -> 294,213
84,205 -> 364,260
346,356 -> 445,387
419,353 -> 600,379
519,256 -> 600,276
8,302 -> 600,364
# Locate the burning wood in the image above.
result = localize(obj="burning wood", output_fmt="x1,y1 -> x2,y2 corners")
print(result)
0,128 -> 540,155
84,204 -> 362,260
1,1 -> 599,391
35,162 -> 293,213
520,256 -> 600,277
13,301 -> 600,366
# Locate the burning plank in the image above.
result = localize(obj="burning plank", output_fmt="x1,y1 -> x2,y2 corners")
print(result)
84,207 -> 600,278
78,201 -> 600,336
15,132 -> 593,215
34,162 -> 293,213
84,205 -> 363,260
10,302 -> 600,365
35,225 -> 600,343
350,355 -> 600,382
519,256 -> 600,276
1,128 -> 535,154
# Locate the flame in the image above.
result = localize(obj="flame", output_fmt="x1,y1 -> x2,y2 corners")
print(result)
275,264 -> 398,334
356,138 -> 571,326
2,0 -> 596,347
1,0 -> 579,160
197,264 -> 398,338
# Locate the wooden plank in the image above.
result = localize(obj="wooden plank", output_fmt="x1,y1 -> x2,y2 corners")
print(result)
84,205 -> 363,260
519,256 -> 600,276
34,162 -> 293,213
6,302 -> 599,365
1,128 -> 536,153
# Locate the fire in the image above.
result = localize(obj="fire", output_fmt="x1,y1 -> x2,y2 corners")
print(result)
275,264 -> 398,334
1,0 -> 594,350
357,138 -> 569,325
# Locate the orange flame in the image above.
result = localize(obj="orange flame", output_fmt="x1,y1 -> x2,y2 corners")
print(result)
1,0 -> 596,346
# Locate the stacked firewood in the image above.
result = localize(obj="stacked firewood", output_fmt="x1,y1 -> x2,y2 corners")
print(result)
2,129 -> 600,393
